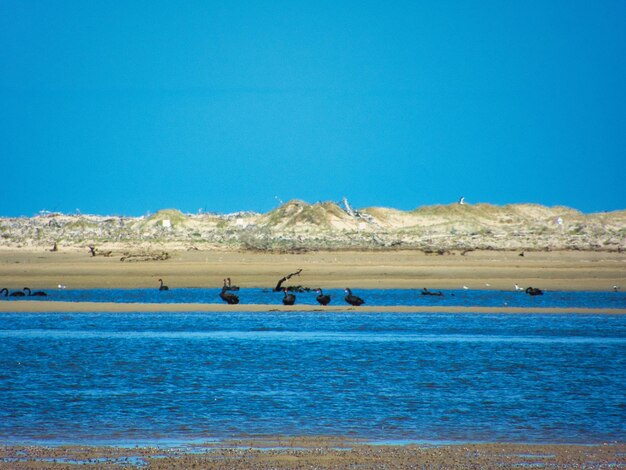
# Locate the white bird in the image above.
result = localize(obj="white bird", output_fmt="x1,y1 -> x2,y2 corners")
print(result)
58,284 -> 67,289
613,285 -> 620,292
458,196 -> 465,205
514,284 -> 524,291
462,285 -> 469,290
485,283 -> 491,287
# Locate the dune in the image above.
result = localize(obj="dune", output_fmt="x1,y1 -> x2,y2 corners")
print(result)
0,201 -> 624,292
1,201 -> 624,253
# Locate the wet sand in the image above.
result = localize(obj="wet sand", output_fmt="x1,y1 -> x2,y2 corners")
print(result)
1,300 -> 625,314
1,440 -> 624,469
0,248 -> 624,291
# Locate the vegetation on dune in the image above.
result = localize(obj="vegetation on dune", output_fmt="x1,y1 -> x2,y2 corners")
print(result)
0,201 -> 624,253
412,203 -> 565,220
263,200 -> 350,229
145,209 -> 188,226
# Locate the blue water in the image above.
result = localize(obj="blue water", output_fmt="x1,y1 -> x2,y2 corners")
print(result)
2,287 -> 625,309
0,305 -> 624,445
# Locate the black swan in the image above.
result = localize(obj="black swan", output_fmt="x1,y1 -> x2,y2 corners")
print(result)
158,279 -> 169,291
226,277 -> 240,291
344,288 -> 364,306
0,288 -> 7,297
23,287 -> 47,296
525,286 -> 543,296
9,289 -> 25,297
282,288 -> 296,305
421,288 -> 443,297
219,282 -> 239,304
315,288 -> 331,305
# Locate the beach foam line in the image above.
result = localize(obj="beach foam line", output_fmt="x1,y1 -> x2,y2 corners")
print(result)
0,301 -> 624,314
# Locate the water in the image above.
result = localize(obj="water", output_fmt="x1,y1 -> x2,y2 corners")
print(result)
1,298 -> 624,446
3,287 -> 625,309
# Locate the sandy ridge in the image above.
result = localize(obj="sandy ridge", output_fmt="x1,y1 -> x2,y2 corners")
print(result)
1,300 -> 624,314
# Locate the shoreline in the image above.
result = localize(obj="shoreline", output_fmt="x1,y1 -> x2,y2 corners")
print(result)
1,440 -> 624,468
1,300 -> 625,314
1,249 -> 625,292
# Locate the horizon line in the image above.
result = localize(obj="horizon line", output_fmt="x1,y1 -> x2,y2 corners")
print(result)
1,200 -> 623,219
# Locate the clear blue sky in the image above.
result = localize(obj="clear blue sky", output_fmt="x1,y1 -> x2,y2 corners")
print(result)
1,0 -> 625,216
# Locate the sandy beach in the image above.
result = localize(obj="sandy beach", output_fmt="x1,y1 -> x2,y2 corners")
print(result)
1,247 -> 624,292
2,248 -> 624,313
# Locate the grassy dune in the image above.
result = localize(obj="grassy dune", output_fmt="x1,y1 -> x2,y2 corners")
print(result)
1,201 -> 624,253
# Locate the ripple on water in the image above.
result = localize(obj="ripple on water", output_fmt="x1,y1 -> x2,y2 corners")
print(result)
0,309 -> 624,445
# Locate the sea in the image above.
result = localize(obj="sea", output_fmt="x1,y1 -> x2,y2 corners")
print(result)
0,288 -> 624,446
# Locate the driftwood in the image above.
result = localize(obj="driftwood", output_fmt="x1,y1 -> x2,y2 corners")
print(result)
88,245 -> 112,257
342,197 -> 357,217
120,251 -> 170,262
274,268 -> 308,292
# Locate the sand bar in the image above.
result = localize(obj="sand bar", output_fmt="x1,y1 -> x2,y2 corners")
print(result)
1,300 -> 625,314
1,248 -> 625,291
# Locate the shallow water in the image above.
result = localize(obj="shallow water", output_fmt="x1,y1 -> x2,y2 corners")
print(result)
0,306 -> 624,445
2,287 -> 625,309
